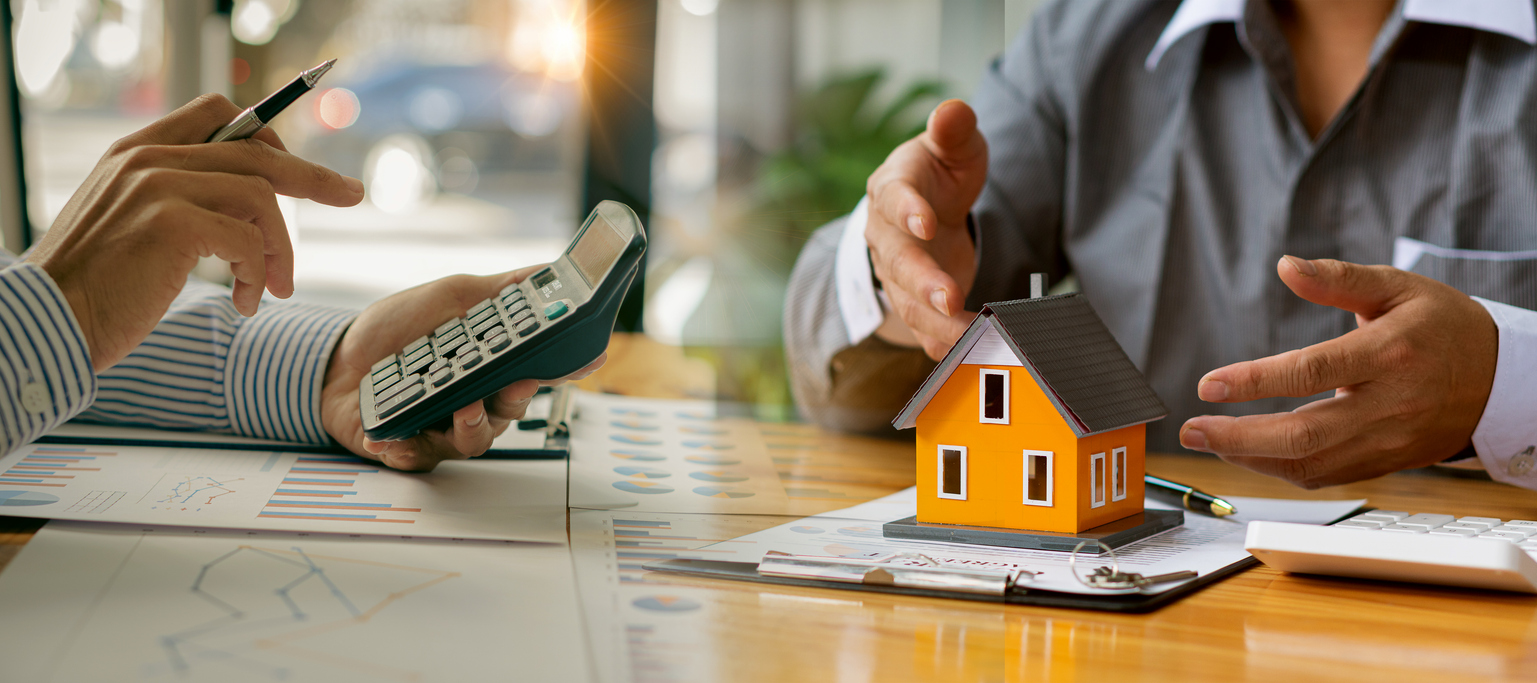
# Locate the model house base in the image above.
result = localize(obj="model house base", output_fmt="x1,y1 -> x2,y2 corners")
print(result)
882,509 -> 1184,553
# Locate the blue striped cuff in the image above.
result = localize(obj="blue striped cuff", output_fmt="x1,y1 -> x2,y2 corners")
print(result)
226,300 -> 355,444
0,263 -> 96,454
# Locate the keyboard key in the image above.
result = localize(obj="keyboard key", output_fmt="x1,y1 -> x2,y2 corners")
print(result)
1380,524 -> 1427,533
1492,526 -> 1537,538
373,373 -> 401,393
434,319 -> 463,337
428,359 -> 449,374
1504,520 -> 1537,528
511,310 -> 533,326
370,356 -> 397,374
1398,513 -> 1456,529
472,317 -> 501,337
1479,532 -> 1527,542
429,366 -> 454,387
404,336 -> 431,356
1367,510 -> 1411,520
499,284 -> 522,299
375,381 -> 425,418
436,336 -> 468,357
405,354 -> 433,375
371,359 -> 399,379
1334,520 -> 1384,530
1443,522 -> 1493,532
1520,541 -> 1537,552
1428,527 -> 1479,537
486,331 -> 512,352
468,301 -> 493,317
1458,517 -> 1504,526
516,320 -> 540,337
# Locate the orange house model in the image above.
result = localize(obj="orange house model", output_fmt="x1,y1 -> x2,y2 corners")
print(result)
885,291 -> 1172,546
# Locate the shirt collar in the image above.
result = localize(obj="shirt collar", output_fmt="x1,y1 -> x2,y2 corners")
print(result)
1145,0 -> 1537,70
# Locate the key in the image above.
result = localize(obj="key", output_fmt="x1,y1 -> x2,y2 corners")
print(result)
1458,517 -> 1503,526
1380,524 -> 1427,533
1503,520 -> 1537,528
1333,520 -> 1384,530
517,320 -> 540,337
1428,527 -> 1478,537
486,331 -> 512,353
1367,510 -> 1411,520
1478,532 -> 1526,542
1397,513 -> 1455,529
434,319 -> 463,337
458,348 -> 484,369
1442,522 -> 1492,532
1131,570 -> 1198,588
1491,526 -> 1537,538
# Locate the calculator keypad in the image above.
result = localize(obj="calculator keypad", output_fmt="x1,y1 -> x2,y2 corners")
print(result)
366,282 -> 558,423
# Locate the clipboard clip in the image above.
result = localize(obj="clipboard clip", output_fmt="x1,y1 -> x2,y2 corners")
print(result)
757,551 -> 1037,596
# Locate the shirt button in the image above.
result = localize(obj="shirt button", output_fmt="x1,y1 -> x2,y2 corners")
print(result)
20,382 -> 49,414
1508,446 -> 1536,477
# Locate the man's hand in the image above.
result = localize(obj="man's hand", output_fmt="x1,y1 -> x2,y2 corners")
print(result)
865,99 -> 988,359
1180,256 -> 1498,488
320,266 -> 605,471
27,94 -> 364,370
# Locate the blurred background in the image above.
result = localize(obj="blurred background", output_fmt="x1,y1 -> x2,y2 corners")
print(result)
8,0 -> 1043,419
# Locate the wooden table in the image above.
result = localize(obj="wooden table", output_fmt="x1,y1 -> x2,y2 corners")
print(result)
4,335 -> 1537,682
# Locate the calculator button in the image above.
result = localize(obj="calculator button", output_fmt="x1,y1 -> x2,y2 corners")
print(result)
499,284 -> 522,298
1504,520 -> 1537,527
428,358 -> 449,374
1380,524 -> 1427,533
376,376 -> 418,402
516,320 -> 540,337
434,319 -> 465,337
1428,527 -> 1478,537
1492,526 -> 1537,538
405,354 -> 433,375
373,373 -> 402,393
1397,513 -> 1455,529
429,366 -> 455,387
510,310 -> 533,326
1333,520 -> 1383,530
376,381 -> 425,418
1458,517 -> 1503,526
404,336 -> 431,356
1442,522 -> 1492,532
441,339 -> 470,358
370,356 -> 397,374
1367,510 -> 1411,520
1478,532 -> 1526,542
486,331 -> 511,352
468,300 -> 493,317
543,301 -> 569,320
458,349 -> 484,369
471,317 -> 501,336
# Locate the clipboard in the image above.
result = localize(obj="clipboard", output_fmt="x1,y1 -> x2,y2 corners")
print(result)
39,386 -> 575,460
644,554 -> 1257,613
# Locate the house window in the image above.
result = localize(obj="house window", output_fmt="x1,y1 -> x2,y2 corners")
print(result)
979,369 -> 1009,424
1022,450 -> 1053,506
1112,447 -> 1128,502
1091,452 -> 1107,508
938,445 -> 967,500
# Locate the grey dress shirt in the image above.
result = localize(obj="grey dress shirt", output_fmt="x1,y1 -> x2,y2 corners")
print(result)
784,0 -> 1537,454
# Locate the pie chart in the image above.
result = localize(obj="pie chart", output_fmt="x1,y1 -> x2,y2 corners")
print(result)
613,481 -> 673,494
0,491 -> 57,506
610,450 -> 666,462
614,466 -> 671,479
611,434 -> 662,446
632,595 -> 701,612
610,419 -> 659,431
682,440 -> 733,450
693,486 -> 754,499
688,470 -> 747,483
683,455 -> 740,466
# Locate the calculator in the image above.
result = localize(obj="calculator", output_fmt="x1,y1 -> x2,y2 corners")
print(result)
359,201 -> 646,441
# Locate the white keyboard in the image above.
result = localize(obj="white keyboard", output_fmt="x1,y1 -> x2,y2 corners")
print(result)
1245,510 -> 1537,593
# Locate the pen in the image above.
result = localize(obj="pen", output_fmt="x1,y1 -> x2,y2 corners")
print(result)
1145,474 -> 1237,517
205,58 -> 336,143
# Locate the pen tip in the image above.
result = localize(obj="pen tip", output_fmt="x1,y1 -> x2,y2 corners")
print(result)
1211,500 -> 1237,517
303,59 -> 337,87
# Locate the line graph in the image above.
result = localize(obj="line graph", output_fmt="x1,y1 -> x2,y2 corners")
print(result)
156,544 -> 459,681
157,476 -> 244,506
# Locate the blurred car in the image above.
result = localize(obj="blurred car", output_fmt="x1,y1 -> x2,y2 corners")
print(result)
298,62 -> 578,212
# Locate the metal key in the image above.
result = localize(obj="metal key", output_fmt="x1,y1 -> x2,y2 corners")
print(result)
1085,567 -> 1198,590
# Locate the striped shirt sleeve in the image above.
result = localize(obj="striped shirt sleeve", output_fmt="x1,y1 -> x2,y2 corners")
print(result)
76,277 -> 356,445
0,259 -> 97,455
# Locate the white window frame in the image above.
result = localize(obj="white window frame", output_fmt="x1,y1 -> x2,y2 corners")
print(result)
1090,452 -> 1107,508
1022,449 -> 1053,507
937,445 -> 968,500
978,368 -> 1010,424
1111,447 -> 1128,502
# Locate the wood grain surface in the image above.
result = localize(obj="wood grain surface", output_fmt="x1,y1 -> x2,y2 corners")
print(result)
3,335 -> 1535,682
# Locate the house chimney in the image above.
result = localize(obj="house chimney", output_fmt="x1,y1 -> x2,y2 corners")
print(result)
1030,273 -> 1046,299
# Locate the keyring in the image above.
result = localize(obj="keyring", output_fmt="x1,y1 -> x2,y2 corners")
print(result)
1068,539 -> 1117,590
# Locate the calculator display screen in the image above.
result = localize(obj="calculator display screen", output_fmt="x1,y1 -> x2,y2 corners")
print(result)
569,215 -> 626,285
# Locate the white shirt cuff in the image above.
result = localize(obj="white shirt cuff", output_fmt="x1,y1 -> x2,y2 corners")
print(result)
1471,296 -> 1537,487
834,197 -> 885,345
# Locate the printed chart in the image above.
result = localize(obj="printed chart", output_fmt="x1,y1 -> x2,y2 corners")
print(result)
0,444 -> 567,542
0,522 -> 589,682
568,392 -> 789,514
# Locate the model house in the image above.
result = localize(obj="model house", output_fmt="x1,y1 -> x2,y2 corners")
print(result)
891,290 -> 1168,534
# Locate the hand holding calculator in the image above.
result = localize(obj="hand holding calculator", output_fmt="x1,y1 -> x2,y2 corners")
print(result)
360,201 -> 646,442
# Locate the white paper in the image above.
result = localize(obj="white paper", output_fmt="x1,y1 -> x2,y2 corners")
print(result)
692,487 -> 1365,596
567,392 -> 790,514
0,521 -> 591,682
0,442 -> 568,542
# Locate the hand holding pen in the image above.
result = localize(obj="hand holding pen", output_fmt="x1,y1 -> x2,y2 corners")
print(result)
207,59 -> 336,142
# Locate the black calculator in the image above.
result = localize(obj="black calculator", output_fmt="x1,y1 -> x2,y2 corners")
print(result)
360,201 -> 646,441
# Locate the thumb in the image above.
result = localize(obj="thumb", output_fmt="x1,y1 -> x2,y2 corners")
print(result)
1277,255 -> 1418,319
923,99 -> 986,169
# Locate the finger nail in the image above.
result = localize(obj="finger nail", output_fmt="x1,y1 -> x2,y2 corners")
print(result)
1284,255 -> 1317,277
344,176 -> 364,194
1198,379 -> 1229,402
930,289 -> 948,315
907,214 -> 924,236
1181,426 -> 1210,452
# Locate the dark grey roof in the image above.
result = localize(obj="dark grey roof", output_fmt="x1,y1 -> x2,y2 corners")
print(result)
892,293 -> 1168,436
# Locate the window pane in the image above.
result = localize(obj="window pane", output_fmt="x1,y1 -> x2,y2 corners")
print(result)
983,372 -> 1004,420
1114,450 -> 1126,499
1026,454 -> 1047,502
1093,457 -> 1105,504
941,448 -> 962,495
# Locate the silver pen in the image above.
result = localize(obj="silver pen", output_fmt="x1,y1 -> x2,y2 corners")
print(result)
205,58 -> 336,143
